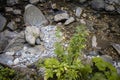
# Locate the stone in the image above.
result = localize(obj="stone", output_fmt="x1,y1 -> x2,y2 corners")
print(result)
0,54 -> 14,65
91,0 -> 105,10
35,37 -> 41,45
7,0 -> 19,6
92,35 -> 97,48
117,7 -> 120,14
14,58 -> 19,65
13,9 -> 21,15
5,7 -> 13,12
75,7 -> 83,17
29,0 -> 39,4
5,51 -> 15,56
0,14 -> 7,32
105,0 -> 119,5
111,43 -> 120,55
24,4 -> 48,27
54,12 -> 69,22
88,51 -> 99,56
105,4 -> 115,11
64,17 -> 75,25
78,0 -> 87,3
25,26 -> 40,45
101,55 -> 113,64
7,21 -> 17,30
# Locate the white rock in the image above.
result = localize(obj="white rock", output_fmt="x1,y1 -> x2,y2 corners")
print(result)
25,26 -> 40,45
29,0 -> 39,4
75,7 -> 83,17
14,58 -> 19,65
54,12 -> 69,22
92,35 -> 97,48
5,52 -> 15,56
64,17 -> 75,25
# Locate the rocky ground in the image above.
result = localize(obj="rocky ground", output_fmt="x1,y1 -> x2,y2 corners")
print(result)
0,0 -> 120,79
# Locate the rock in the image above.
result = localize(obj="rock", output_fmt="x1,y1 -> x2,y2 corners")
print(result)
0,14 -> 7,32
105,4 -> 115,11
75,7 -> 83,17
7,21 -> 17,30
14,58 -> 19,65
13,9 -> 21,15
64,17 -> 75,25
91,0 -> 105,10
101,55 -> 113,64
117,7 -> 120,14
25,26 -> 40,45
5,51 -> 15,56
29,0 -> 39,4
5,7 -> 13,12
117,67 -> 120,76
39,0 -> 47,3
7,0 -> 19,6
0,54 -> 14,65
111,43 -> 120,55
78,0 -> 87,3
105,0 -> 119,5
54,12 -> 69,22
24,4 -> 48,27
35,37 -> 41,45
92,35 -> 97,48
88,51 -> 99,56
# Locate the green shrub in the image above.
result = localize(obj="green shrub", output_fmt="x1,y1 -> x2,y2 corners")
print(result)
38,24 -> 119,80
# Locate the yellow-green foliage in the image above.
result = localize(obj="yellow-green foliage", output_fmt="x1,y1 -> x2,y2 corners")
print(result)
38,24 -> 119,80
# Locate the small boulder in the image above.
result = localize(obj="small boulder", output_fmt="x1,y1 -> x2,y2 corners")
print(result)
64,17 -> 75,25
25,26 -> 40,45
0,14 -> 7,32
75,7 -> 83,17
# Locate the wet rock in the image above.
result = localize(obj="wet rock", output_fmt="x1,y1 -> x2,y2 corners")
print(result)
105,4 -> 115,11
24,4 -> 48,27
54,12 -> 69,22
0,54 -> 14,65
75,7 -> 83,17
25,26 -> 40,45
29,0 -> 39,4
7,21 -> 17,30
0,14 -> 7,32
111,43 -> 120,55
101,55 -> 113,64
7,0 -> 19,6
5,51 -> 15,56
13,9 -> 21,15
92,35 -> 97,48
64,17 -> 75,25
91,0 -> 105,10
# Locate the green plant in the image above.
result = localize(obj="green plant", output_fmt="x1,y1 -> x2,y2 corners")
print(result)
38,24 -> 119,80
0,65 -> 16,80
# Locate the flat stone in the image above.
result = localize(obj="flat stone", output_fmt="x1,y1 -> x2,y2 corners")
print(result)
25,26 -> 40,45
54,12 -> 69,22
24,4 -> 48,27
0,14 -> 7,32
75,7 -> 83,17
7,21 -> 17,30
29,0 -> 39,4
64,17 -> 75,25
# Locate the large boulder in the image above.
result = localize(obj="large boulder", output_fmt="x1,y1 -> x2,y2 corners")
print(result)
24,4 -> 48,27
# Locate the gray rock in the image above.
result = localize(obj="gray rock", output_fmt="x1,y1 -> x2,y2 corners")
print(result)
7,21 -> 17,30
14,58 -> 19,65
5,7 -> 13,12
35,37 -> 41,45
117,7 -> 120,14
0,14 -> 7,32
39,0 -> 46,2
54,12 -> 69,22
111,43 -> 120,55
101,55 -> 113,64
92,35 -> 97,48
64,17 -> 75,25
29,0 -> 39,4
91,0 -> 105,10
24,4 -> 48,27
78,0 -> 87,3
105,0 -> 119,5
7,0 -> 19,6
117,67 -> 120,76
25,26 -> 40,45
13,9 -> 21,15
0,54 -> 14,65
88,51 -> 99,56
105,4 -> 115,11
75,7 -> 83,17
5,51 -> 15,56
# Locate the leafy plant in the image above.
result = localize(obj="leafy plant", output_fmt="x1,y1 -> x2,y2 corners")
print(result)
38,24 -> 119,80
